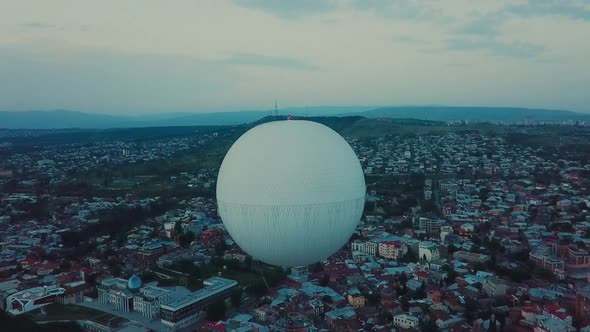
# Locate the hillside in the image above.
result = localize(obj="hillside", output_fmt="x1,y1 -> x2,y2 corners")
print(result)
0,107 -> 373,129
254,116 -> 448,137
0,110 -> 130,129
348,106 -> 590,122
1,106 -> 588,129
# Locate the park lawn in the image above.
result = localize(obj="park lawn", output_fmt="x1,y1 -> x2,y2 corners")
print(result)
218,270 -> 262,287
30,303 -> 127,327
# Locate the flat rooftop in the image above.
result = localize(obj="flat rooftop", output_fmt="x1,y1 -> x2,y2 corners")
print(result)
100,277 -> 127,288
139,286 -> 169,299
161,277 -> 237,311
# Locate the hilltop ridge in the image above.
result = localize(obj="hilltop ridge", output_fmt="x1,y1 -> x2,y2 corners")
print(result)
1,106 -> 588,129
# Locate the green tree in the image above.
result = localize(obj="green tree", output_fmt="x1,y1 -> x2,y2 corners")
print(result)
365,291 -> 381,306
115,232 -> 127,247
420,315 -> 439,332
59,260 -> 72,272
140,270 -> 157,283
400,250 -> 418,263
230,288 -> 242,308
311,262 -> 323,273
489,317 -> 498,332
3,179 -> 17,193
174,220 -> 182,234
173,259 -> 200,276
538,268 -> 557,282
244,256 -> 253,270
415,281 -> 427,299
400,296 -> 410,312
478,188 -> 490,200
111,264 -> 122,277
179,230 -> 195,247
249,280 -> 267,296
399,272 -> 408,285
473,262 -> 486,273
421,199 -> 439,214
446,268 -> 457,285
471,234 -> 482,246
215,241 -> 227,257
31,197 -> 50,220
464,298 -> 479,321
206,299 -> 226,321
0,309 -> 82,332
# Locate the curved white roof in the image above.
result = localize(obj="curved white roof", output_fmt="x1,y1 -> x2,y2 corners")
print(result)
217,120 -> 365,206
216,120 -> 366,267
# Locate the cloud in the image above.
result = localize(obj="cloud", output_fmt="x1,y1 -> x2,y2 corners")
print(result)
453,1 -> 590,39
446,63 -> 470,68
21,22 -> 57,29
351,0 -> 448,21
392,35 -> 431,45
223,53 -> 318,70
20,22 -> 90,32
455,13 -> 506,37
445,2 -> 585,60
508,0 -> 590,21
233,0 -> 448,21
0,46 -> 244,112
233,0 -> 337,19
447,38 -> 545,58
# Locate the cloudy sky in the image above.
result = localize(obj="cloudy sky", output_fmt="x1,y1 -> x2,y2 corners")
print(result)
1,0 -> 589,114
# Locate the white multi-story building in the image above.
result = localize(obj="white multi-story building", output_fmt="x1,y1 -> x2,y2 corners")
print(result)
419,217 -> 444,237
133,286 -> 170,319
97,277 -> 134,312
378,241 -> 408,260
393,314 -> 419,329
529,247 -> 566,280
482,277 -> 508,297
351,240 -> 377,256
460,223 -> 475,233
289,265 -> 309,282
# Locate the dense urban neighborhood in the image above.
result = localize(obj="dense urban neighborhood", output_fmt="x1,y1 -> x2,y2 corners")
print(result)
2,118 -> 590,332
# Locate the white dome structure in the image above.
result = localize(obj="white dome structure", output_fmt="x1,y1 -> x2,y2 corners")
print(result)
216,120 -> 365,267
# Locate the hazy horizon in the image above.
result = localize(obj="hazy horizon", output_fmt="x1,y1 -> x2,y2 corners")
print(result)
2,0 -> 589,114
2,104 -> 589,117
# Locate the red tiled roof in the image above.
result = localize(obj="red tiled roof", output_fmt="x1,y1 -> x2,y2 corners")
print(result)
521,306 -> 539,314
542,303 -> 561,313
200,321 -> 227,331
34,261 -> 60,270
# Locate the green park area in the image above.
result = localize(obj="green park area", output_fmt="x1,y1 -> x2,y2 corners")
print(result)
28,303 -> 127,328
148,257 -> 287,295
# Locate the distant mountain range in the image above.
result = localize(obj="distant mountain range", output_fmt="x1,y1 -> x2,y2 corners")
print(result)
346,106 -> 590,122
1,106 -> 588,129
0,107 -> 372,129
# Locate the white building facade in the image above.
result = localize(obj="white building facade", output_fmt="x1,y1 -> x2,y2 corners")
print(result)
393,314 -> 419,329
133,286 -> 170,319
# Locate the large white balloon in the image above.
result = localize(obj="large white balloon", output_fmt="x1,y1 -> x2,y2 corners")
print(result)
216,120 -> 365,267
